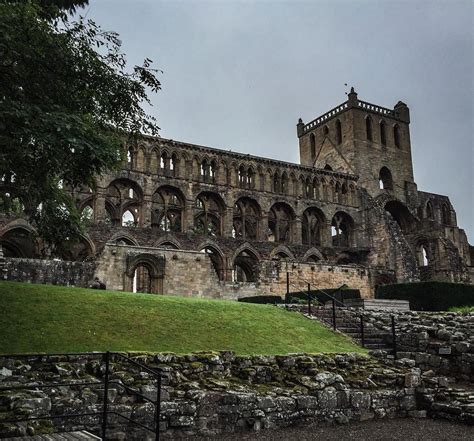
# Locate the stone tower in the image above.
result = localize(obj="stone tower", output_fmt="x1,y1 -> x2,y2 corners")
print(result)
297,88 -> 415,204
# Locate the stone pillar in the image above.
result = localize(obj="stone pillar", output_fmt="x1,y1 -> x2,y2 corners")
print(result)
184,201 -> 195,234
223,207 -> 234,237
93,187 -> 107,223
142,196 -> 152,228
293,216 -> 302,245
260,213 -> 269,241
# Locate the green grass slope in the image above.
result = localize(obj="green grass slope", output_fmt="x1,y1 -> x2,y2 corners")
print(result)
0,281 -> 364,355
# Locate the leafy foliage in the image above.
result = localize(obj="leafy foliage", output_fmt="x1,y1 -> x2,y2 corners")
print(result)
0,0 -> 161,254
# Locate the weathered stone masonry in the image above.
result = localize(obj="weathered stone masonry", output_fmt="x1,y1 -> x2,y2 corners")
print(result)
1,89 -> 471,296
0,351 -> 458,439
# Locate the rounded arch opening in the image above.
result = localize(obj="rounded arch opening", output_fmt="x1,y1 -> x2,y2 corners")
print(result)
331,211 -> 354,247
152,186 -> 184,232
195,192 -> 225,237
233,197 -> 261,240
302,207 -> 326,246
379,167 -> 393,190
268,202 -> 295,243
233,249 -> 259,282
384,201 -> 415,232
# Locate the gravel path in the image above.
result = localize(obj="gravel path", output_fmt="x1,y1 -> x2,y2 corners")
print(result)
182,418 -> 473,440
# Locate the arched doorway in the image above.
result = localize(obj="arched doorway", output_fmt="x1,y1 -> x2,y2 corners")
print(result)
125,254 -> 165,294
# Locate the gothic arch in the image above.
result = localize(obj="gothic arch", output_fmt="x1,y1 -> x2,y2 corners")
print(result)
232,247 -> 260,282
268,202 -> 295,243
155,236 -> 182,249
152,185 -> 185,232
109,233 -> 139,246
195,191 -> 226,237
233,197 -> 261,240
199,240 -> 226,281
301,206 -> 326,246
231,242 -> 262,263
302,247 -> 324,263
331,211 -> 354,247
270,244 -> 295,260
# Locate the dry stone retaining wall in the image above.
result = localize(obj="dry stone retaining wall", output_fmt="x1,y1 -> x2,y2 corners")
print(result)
0,352 -> 434,439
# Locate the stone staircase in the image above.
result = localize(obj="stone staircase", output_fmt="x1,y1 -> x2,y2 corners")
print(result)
293,306 -> 393,351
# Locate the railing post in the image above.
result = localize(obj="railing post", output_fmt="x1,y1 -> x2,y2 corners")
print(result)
155,373 -> 161,441
101,351 -> 110,440
360,315 -> 365,347
391,315 -> 397,359
332,298 -> 336,330
286,272 -> 289,307
307,283 -> 311,316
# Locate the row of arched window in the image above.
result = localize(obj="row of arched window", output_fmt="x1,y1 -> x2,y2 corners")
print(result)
125,146 -> 358,204
366,117 -> 401,148
423,200 -> 451,225
79,179 -> 356,248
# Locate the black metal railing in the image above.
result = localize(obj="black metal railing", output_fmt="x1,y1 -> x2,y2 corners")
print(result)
285,272 -> 399,358
0,351 -> 162,440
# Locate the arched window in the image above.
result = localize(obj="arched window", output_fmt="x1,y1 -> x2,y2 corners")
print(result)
195,192 -> 224,236
416,244 -> 429,267
336,120 -> 342,145
310,133 -> 316,158
233,198 -> 260,240
380,120 -> 386,146
384,201 -> 415,232
393,124 -> 401,148
233,249 -> 259,282
331,212 -> 354,247
268,203 -> 294,243
106,178 -> 143,227
302,207 -> 325,246
273,172 -> 281,193
151,186 -> 184,232
247,168 -> 254,189
122,209 -> 137,227
160,152 -> 168,171
200,159 -> 209,181
136,148 -> 146,171
379,167 -> 393,190
441,203 -> 450,225
425,201 -> 434,220
281,172 -> 288,194
201,247 -> 224,280
323,125 -> 329,136
366,116 -> 373,141
238,166 -> 246,188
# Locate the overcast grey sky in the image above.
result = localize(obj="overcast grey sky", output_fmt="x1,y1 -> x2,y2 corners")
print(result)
83,0 -> 473,240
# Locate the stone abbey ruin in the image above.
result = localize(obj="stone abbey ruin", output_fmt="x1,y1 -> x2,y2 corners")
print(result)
1,88 -> 472,297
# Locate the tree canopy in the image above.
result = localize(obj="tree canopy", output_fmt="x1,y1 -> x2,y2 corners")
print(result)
0,0 -> 161,255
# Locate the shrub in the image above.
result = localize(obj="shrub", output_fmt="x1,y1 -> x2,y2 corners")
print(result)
238,295 -> 283,304
376,282 -> 474,311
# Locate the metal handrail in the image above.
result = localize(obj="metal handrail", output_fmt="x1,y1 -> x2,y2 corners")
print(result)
293,274 -> 347,307
0,351 -> 162,440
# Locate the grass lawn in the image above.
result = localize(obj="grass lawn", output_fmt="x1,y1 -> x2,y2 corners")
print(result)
0,281 -> 364,355
449,305 -> 474,313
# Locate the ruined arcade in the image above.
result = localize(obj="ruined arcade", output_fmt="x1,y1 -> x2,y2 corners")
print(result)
1,89 -> 472,298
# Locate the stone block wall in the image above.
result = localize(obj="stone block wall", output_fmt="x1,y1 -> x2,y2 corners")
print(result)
343,309 -> 474,382
2,258 -> 96,288
0,352 -> 433,439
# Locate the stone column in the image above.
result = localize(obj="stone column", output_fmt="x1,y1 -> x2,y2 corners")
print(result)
93,187 -> 107,223
223,207 -> 234,237
293,216 -> 302,245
